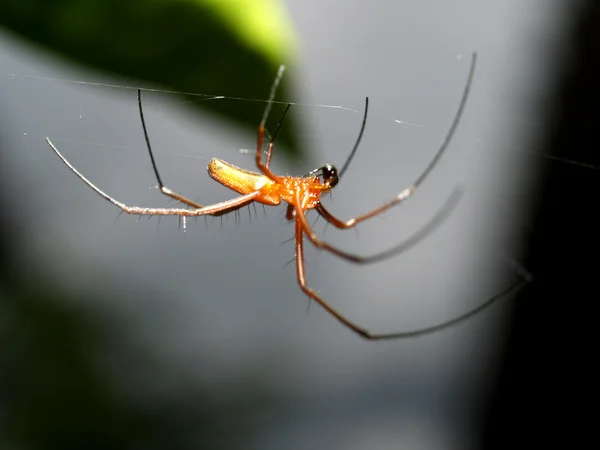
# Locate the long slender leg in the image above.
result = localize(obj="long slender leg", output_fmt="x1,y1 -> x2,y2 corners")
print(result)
264,104 -> 292,170
255,65 -> 286,179
338,97 -> 369,178
47,138 -> 261,217
137,89 -> 205,209
295,206 -> 530,340
295,209 -> 529,340
295,188 -> 463,264
295,217 -> 375,339
317,52 -> 477,229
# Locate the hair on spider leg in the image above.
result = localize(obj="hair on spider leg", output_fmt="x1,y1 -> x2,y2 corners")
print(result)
183,200 -> 262,228
278,234 -> 296,247
281,256 -> 296,270
281,246 -> 316,274
311,213 -> 321,230
277,208 -> 291,226
324,220 -> 331,235
305,297 -> 313,315
261,203 -> 267,220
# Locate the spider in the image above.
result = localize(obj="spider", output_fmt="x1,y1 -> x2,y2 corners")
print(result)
46,52 -> 526,340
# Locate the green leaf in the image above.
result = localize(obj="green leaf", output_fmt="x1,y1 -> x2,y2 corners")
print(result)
0,0 -> 302,159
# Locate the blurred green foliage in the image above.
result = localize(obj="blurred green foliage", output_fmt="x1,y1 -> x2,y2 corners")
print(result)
0,0 -> 303,158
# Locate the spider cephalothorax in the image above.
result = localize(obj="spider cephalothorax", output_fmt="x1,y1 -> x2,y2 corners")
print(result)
310,164 -> 339,190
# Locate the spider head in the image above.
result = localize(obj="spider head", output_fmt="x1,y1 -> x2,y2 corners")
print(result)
311,163 -> 339,190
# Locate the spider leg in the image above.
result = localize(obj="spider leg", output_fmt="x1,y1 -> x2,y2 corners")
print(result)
296,188 -> 463,264
314,187 -> 415,230
264,104 -> 292,170
295,216 -> 376,339
46,138 -> 260,217
255,65 -> 291,179
322,52 -> 477,229
295,198 -> 530,340
137,89 -> 205,209
285,204 -> 295,221
338,97 -> 369,178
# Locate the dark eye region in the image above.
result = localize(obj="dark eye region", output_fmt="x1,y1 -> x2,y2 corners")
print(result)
310,164 -> 339,188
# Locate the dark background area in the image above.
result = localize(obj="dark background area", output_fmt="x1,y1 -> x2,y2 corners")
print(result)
479,1 -> 599,448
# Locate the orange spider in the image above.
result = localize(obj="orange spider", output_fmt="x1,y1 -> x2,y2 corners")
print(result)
46,53 -> 526,339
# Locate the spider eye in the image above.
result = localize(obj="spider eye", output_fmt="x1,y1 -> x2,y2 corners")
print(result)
320,164 -> 339,188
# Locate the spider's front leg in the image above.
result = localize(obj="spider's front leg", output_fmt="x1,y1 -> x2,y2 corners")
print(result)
255,103 -> 292,179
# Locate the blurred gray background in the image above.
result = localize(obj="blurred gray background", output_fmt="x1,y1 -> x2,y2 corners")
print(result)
0,1 -> 571,449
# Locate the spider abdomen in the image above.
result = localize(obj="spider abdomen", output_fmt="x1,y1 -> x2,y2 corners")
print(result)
208,158 -> 281,205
